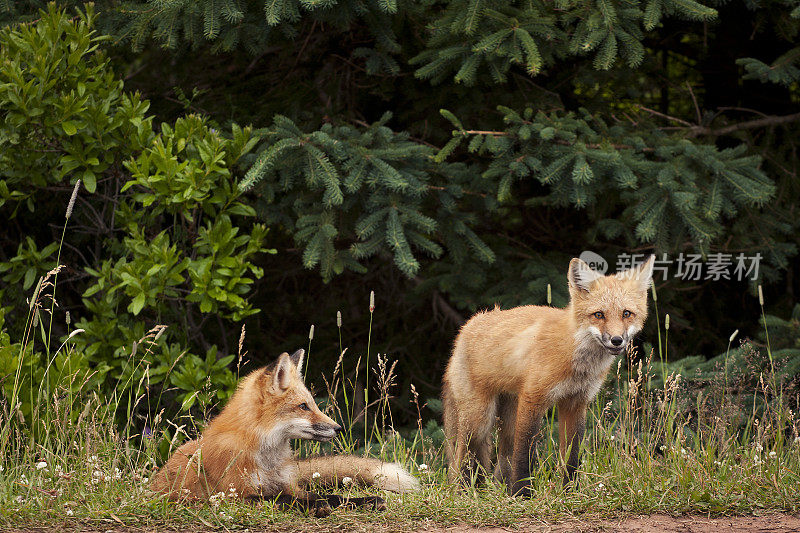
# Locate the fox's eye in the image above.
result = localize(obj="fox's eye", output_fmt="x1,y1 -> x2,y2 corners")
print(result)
622,310 -> 632,318
299,403 -> 310,411
593,311 -> 605,320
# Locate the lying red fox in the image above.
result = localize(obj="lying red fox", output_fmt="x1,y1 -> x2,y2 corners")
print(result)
151,349 -> 419,515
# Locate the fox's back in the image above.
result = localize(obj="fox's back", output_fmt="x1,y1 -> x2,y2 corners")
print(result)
445,305 -> 575,396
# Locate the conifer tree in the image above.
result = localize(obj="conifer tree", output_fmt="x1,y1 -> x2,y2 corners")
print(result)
3,0 -> 800,401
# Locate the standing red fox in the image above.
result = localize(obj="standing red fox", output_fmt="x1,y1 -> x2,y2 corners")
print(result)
151,349 -> 419,515
442,255 -> 655,496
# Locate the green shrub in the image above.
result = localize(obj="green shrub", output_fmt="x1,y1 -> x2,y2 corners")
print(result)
0,5 -> 270,433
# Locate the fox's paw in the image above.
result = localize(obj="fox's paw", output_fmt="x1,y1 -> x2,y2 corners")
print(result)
360,495 -> 386,511
312,501 -> 332,517
510,480 -> 534,499
324,495 -> 387,511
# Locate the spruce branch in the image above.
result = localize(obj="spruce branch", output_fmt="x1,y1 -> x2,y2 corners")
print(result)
686,112 -> 800,138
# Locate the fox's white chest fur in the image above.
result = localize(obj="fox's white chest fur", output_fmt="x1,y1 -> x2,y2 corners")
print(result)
250,425 -> 295,495
548,328 -> 617,402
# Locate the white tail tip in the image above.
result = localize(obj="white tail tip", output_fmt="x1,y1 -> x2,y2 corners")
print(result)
373,462 -> 420,493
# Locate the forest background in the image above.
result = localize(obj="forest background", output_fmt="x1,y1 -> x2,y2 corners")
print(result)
2,0 -> 800,443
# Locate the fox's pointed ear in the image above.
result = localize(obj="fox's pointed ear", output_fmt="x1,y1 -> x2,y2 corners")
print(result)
273,353 -> 292,392
621,254 -> 655,292
289,349 -> 304,373
568,258 -> 603,292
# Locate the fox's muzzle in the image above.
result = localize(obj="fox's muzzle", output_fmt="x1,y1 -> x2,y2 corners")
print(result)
310,422 -> 342,442
601,333 -> 629,354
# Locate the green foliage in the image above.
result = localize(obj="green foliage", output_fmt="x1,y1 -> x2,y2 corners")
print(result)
72,113 -> 269,414
410,0 -> 715,85
168,345 -> 237,412
3,0 -> 800,434
241,113 -> 494,279
0,307 -> 105,434
0,6 -> 270,425
0,5 -> 151,197
111,0 -> 403,56
438,106 -> 776,255
736,1 -> 800,86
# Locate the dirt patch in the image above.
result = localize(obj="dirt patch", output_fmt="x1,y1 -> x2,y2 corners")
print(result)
445,513 -> 800,532
4,514 -> 800,533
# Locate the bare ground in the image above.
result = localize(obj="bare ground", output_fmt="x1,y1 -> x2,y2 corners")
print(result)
447,514 -> 800,532
4,514 -> 800,533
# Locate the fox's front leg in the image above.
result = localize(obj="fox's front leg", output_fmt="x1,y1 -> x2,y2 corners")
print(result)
510,391 -> 547,497
558,398 -> 587,487
251,489 -> 333,517
322,494 -> 387,511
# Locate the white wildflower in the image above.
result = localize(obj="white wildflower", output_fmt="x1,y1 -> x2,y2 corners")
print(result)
755,443 -> 763,452
91,469 -> 107,483
312,472 -> 321,479
209,492 -> 226,507
418,463 -> 428,472
680,448 -> 687,456
142,477 -> 149,484
659,445 -> 667,452
20,474 -> 28,484
15,495 -> 24,504
36,461 -> 48,470
65,508 -> 74,516
769,451 -> 777,458
597,482 -> 605,491
609,435 -> 615,441
113,467 -> 122,479
342,476 -> 353,486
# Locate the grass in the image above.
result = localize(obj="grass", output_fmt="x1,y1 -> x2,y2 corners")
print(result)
1,206 -> 799,529
2,311 -> 799,531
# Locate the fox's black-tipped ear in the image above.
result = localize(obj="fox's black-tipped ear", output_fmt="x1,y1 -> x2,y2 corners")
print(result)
289,349 -> 304,373
568,257 -> 603,292
273,352 -> 292,392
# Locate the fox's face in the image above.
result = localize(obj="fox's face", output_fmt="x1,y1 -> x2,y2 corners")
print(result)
257,349 -> 342,442
568,255 -> 654,356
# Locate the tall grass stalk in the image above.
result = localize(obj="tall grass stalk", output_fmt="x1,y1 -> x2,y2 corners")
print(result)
650,284 -> 666,379
364,290 -> 374,449
305,324 -> 314,382
45,180 -> 81,356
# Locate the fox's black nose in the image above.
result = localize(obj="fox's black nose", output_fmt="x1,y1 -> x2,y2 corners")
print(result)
333,424 -> 343,434
610,336 -> 624,347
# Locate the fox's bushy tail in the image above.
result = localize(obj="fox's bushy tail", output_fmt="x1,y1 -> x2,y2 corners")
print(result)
294,456 -> 420,493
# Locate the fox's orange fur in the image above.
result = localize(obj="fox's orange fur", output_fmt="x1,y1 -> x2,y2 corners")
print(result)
442,256 -> 655,495
151,349 -> 419,514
